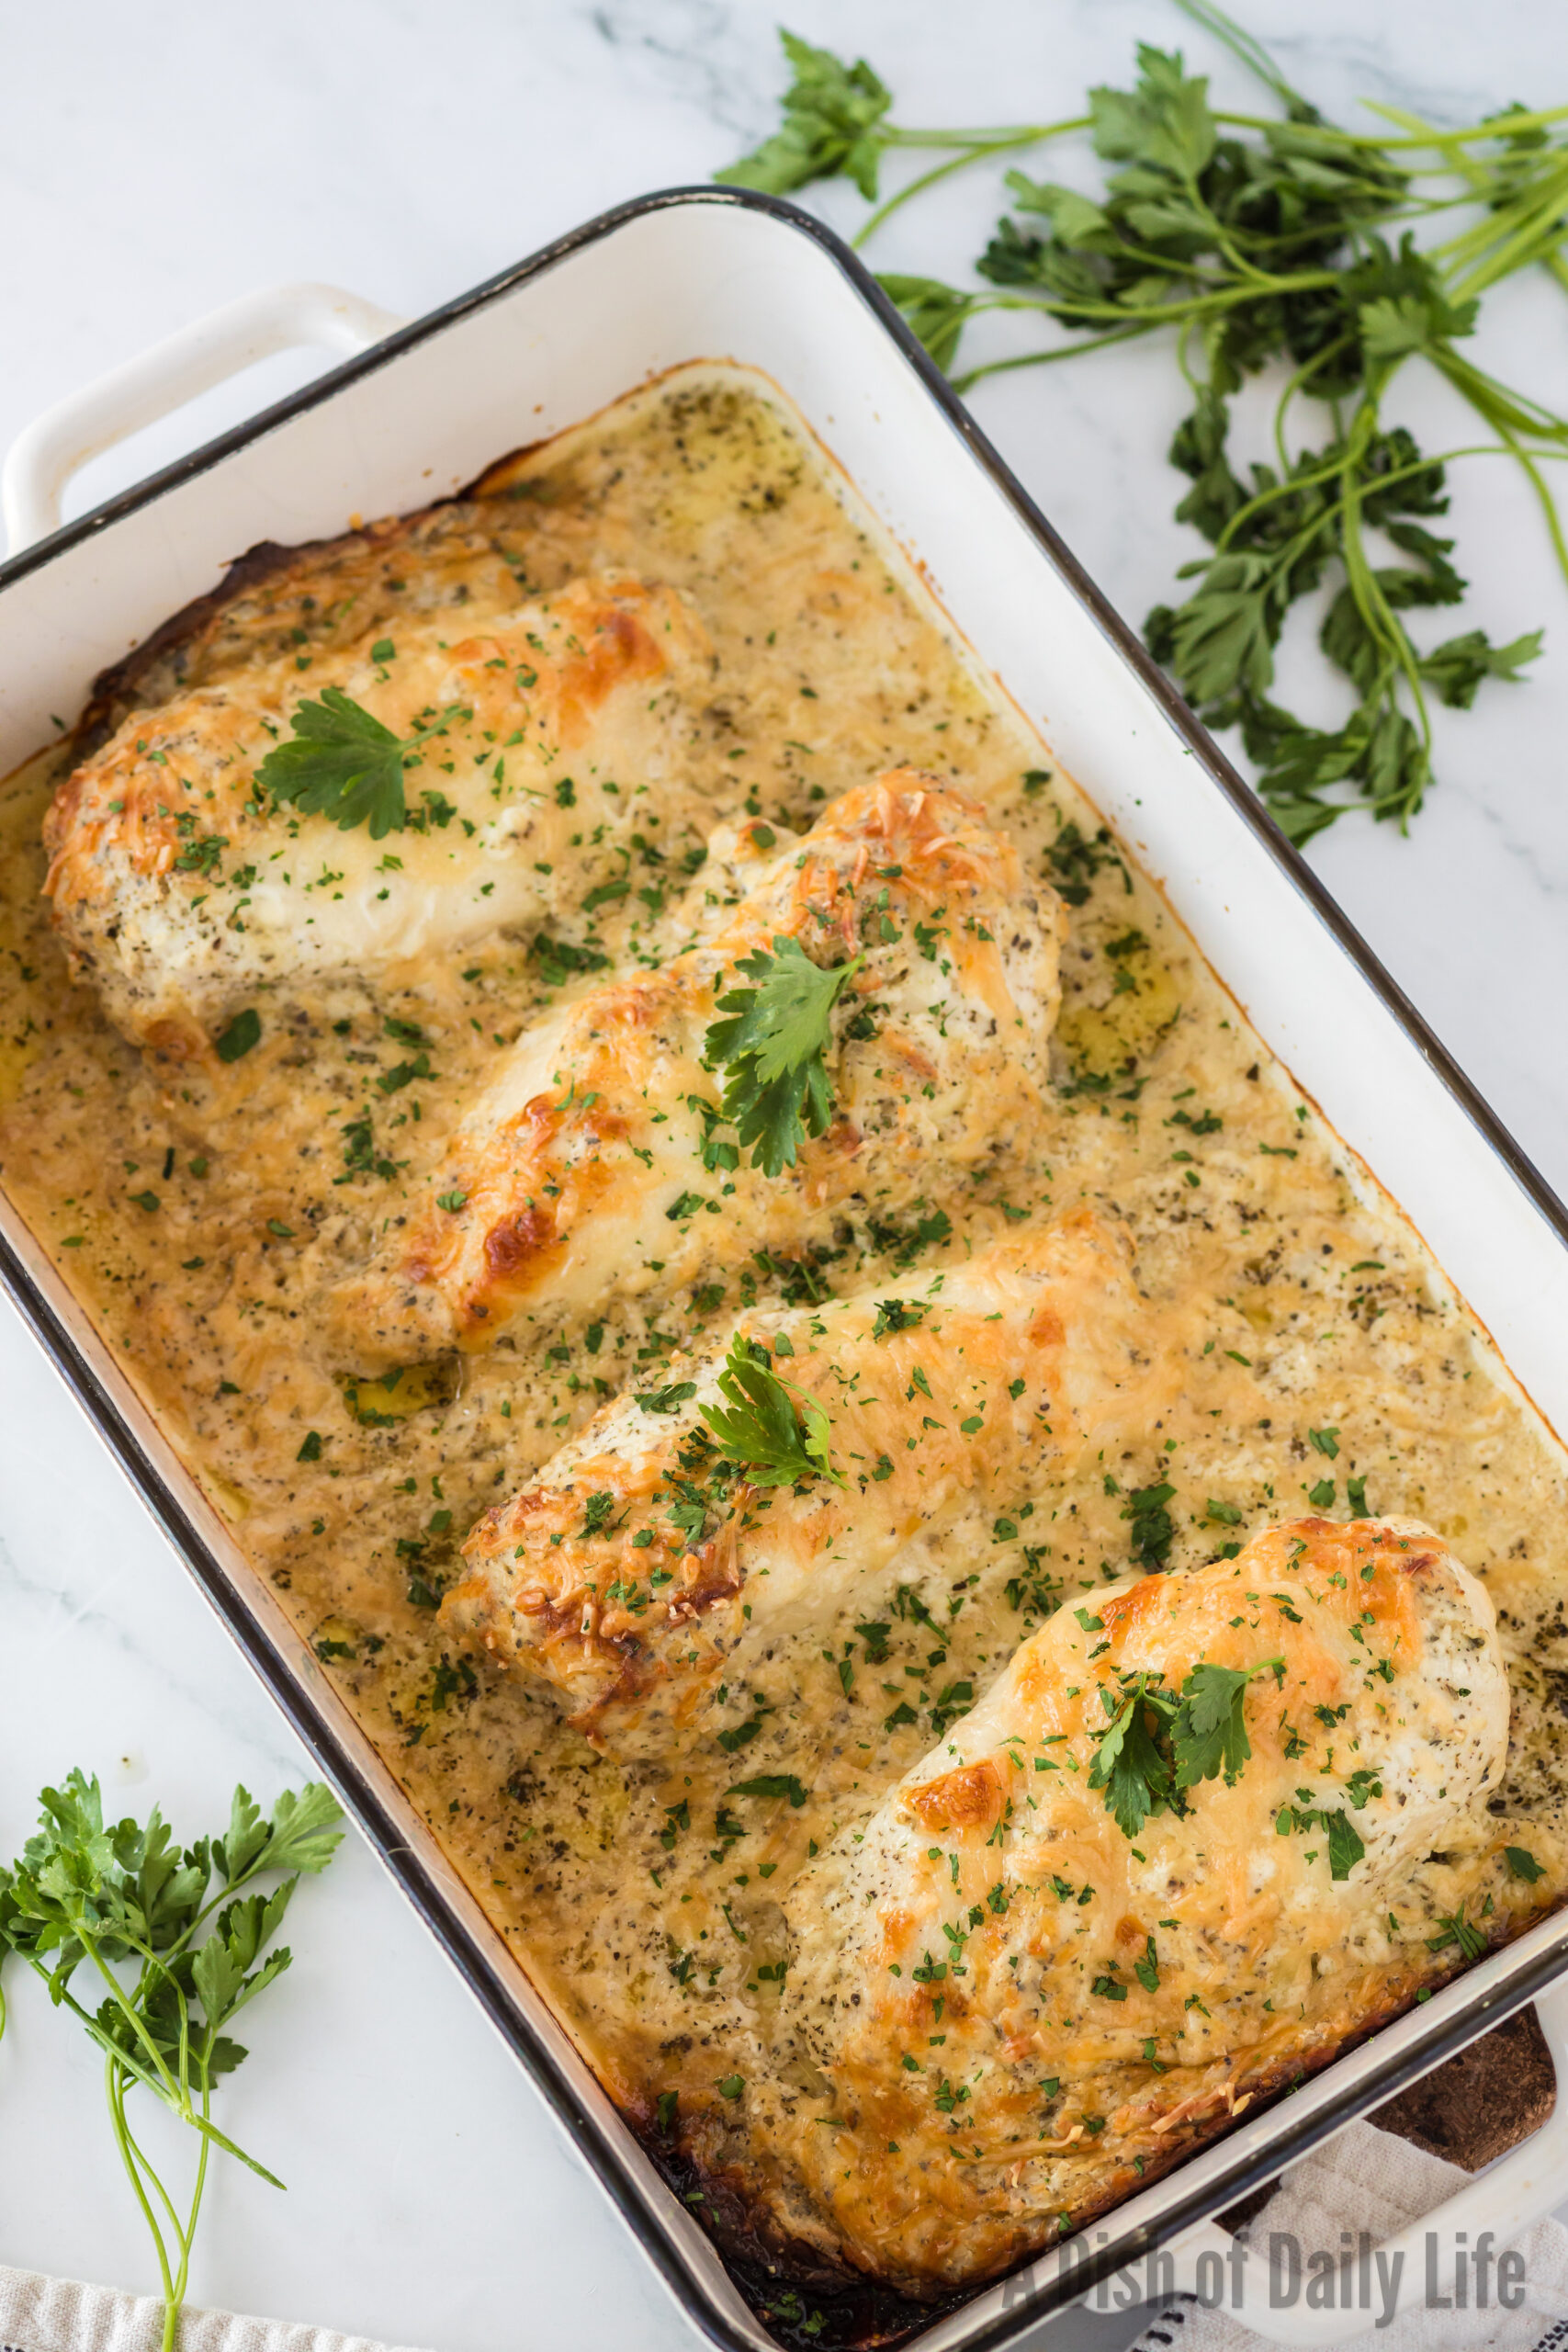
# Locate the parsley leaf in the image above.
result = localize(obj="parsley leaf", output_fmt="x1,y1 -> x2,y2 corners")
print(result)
255,687 -> 470,840
1323,1807 -> 1368,1881
878,277 -> 980,372
214,1008 -> 262,1063
1091,1654 -> 1283,1839
699,1337 -> 843,1488
1123,1480 -> 1178,1568
636,1380 -> 699,1416
728,1775 -> 809,1809
1170,1658 -> 1281,1791
1089,1674 -> 1176,1839
716,31 -> 893,199
704,937 -> 864,1178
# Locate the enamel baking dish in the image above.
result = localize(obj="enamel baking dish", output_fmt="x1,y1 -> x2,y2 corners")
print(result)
5,189 -> 1568,2352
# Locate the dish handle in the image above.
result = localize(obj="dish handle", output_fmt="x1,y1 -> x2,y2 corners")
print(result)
1165,1976 -> 1568,2342
2,281 -> 407,553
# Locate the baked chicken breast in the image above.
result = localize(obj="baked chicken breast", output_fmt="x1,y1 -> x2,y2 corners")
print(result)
329,769 -> 1065,1366
43,573 -> 717,1052
738,1516 -> 1507,2290
444,1208 -> 1149,1755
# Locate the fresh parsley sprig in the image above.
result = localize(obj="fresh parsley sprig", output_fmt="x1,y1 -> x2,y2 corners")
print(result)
0,1772 -> 344,2351
254,687 -> 471,840
1089,1657 -> 1281,1838
723,11 -> 1568,843
699,1334 -> 844,1487
703,937 -> 864,1177
1091,1671 -> 1179,1839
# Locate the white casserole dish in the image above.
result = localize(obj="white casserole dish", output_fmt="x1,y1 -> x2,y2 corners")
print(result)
4,189 -> 1568,2350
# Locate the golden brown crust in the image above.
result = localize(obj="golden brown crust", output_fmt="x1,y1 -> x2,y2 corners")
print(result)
329,768 -> 1066,1363
667,1516 -> 1515,2292
445,1208 -> 1155,1754
42,571 -> 718,1048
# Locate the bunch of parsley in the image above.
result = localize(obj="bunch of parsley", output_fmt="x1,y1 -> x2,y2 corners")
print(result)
720,7 -> 1568,843
0,1773 -> 344,2350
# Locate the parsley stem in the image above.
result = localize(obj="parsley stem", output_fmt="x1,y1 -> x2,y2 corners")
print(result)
1353,100 -> 1568,151
120,2092 -> 188,2266
1460,208 -> 1568,309
81,1928 -> 186,2107
1339,390 -> 1437,801
855,133 -> 1057,248
1213,104 -> 1568,150
167,2086 -> 214,2350
1169,0 -> 1309,113
107,2050 -> 176,2318
1177,168 -> 1287,293
1434,349 -> 1568,444
1032,269 -> 1343,328
950,319 -> 1160,392
1271,333 -> 1358,476
1438,376 -> 1568,591
16,1942 -> 285,2178
882,118 -> 1091,149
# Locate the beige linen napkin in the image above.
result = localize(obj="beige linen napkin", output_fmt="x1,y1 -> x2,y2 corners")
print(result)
0,2267 -> 431,2352
1126,2120 -> 1568,2352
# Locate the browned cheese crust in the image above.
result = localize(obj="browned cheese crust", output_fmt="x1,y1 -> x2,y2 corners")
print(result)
680,1517 -> 1507,2291
44,572 -> 720,1054
331,769 -> 1064,1364
447,1210 -> 1155,1752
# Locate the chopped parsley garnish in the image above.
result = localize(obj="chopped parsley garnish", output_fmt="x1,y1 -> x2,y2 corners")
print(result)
636,1379 -> 699,1416
580,1491 -> 618,1538
1122,1480 -> 1177,1568
872,1297 -> 928,1341
1427,1905 -> 1487,1962
704,936 -> 863,1176
214,1008 -> 262,1063
1275,1802 -> 1367,1881
728,1775 -> 808,1809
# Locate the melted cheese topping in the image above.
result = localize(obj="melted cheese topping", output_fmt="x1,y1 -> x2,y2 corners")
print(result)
43,574 -> 717,1052
750,1517 -> 1506,2288
448,1210 -> 1150,1751
2,367 -> 1565,2316
332,769 -> 1063,1363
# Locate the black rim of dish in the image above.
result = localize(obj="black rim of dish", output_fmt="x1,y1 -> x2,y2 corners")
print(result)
4,184 -> 1568,2352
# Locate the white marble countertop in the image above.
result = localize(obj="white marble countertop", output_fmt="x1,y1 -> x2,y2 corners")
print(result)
3,3 -> 1567,2345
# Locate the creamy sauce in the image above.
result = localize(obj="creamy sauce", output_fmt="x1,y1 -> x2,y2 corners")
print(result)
3,368 -> 1566,2314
